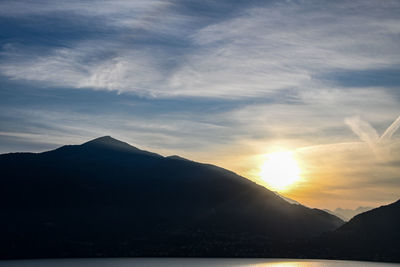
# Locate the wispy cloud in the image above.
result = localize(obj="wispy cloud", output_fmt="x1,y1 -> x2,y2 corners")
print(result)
0,0 -> 170,19
1,1 -> 400,98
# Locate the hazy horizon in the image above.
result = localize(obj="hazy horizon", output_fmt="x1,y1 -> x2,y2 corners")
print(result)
1,0 -> 400,210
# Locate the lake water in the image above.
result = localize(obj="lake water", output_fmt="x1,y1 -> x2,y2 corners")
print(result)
0,258 -> 399,267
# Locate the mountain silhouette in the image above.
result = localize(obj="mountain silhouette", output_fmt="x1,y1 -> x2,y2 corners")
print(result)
0,136 -> 343,259
311,199 -> 400,262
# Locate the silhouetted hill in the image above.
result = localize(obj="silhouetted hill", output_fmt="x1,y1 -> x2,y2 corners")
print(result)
0,136 -> 343,259
311,199 -> 400,262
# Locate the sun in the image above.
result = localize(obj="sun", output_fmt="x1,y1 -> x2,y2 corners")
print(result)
259,151 -> 301,192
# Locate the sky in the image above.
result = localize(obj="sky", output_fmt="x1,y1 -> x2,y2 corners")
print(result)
1,0 -> 400,210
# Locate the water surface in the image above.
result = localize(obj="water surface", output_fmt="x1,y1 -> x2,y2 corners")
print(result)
1,258 -> 399,267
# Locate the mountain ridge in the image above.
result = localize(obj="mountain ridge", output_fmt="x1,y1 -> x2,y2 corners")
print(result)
0,136 -> 343,259
307,199 -> 400,262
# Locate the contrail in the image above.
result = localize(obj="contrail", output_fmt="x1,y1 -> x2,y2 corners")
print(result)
379,115 -> 400,141
296,115 -> 400,157
344,116 -> 379,150
345,115 -> 400,144
342,115 -> 400,160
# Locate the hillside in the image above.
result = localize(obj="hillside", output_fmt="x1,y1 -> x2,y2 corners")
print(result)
0,136 -> 343,258
311,199 -> 400,262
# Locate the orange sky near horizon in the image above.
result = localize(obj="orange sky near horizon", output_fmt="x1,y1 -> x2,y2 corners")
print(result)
186,129 -> 400,211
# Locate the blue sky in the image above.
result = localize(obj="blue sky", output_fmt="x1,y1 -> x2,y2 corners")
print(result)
1,0 -> 400,208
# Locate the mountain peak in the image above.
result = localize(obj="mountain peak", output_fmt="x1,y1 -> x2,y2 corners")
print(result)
84,136 -> 122,145
80,136 -> 162,158
81,136 -> 139,151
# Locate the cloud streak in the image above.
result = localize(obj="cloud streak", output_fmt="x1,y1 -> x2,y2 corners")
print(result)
381,115 -> 400,141
345,116 -> 379,150
344,115 -> 400,159
1,1 -> 400,98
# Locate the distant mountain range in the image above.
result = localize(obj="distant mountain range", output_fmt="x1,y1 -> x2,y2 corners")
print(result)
311,200 -> 400,262
324,207 -> 373,221
0,136 -> 398,262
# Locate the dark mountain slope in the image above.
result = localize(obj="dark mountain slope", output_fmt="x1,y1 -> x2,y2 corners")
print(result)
0,136 -> 343,259
310,199 -> 400,262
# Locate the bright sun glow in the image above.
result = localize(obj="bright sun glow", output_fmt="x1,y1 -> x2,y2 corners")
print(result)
260,151 -> 301,192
